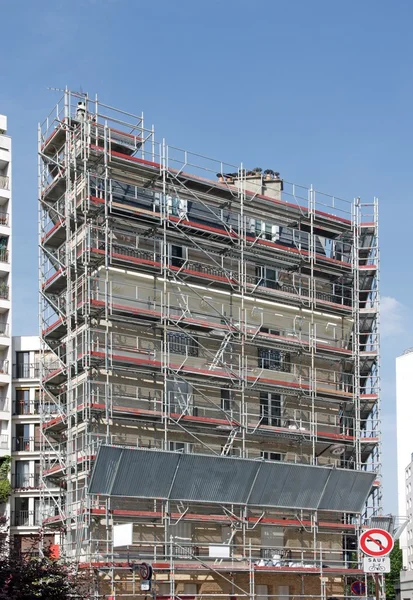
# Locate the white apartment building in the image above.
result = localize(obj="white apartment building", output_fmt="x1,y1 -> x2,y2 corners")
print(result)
396,349 -> 413,568
11,336 -> 58,553
0,114 -> 12,529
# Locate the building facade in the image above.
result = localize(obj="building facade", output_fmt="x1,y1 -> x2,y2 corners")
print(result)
396,349 -> 413,568
11,336 -> 58,554
39,91 -> 381,599
0,114 -> 12,531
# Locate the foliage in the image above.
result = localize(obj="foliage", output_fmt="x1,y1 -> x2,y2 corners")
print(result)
386,540 -> 403,600
0,539 -> 96,599
0,457 -> 11,504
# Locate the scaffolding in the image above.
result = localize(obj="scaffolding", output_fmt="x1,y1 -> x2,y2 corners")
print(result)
38,90 -> 382,600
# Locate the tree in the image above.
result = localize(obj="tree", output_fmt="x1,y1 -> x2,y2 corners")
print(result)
0,456 -> 11,504
386,540 -> 403,600
0,540 -> 96,599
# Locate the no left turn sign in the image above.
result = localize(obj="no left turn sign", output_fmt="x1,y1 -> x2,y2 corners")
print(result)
359,528 -> 394,557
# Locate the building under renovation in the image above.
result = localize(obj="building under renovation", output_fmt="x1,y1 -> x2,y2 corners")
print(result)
38,91 -> 381,600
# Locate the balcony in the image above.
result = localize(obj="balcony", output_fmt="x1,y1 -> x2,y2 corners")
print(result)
0,360 -> 9,375
0,322 -> 9,337
12,437 -> 41,452
0,434 -> 8,449
0,249 -> 9,264
0,176 -> 8,191
0,285 -> 8,301
12,473 -> 40,490
13,401 -> 40,416
13,363 -> 39,379
12,510 -> 39,527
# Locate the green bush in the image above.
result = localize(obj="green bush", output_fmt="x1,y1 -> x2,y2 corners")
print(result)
0,456 -> 11,503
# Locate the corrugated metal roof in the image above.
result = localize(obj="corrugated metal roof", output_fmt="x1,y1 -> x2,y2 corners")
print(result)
89,445 -> 123,495
250,462 -> 330,509
89,446 -> 375,513
171,454 -> 257,505
111,448 -> 180,499
318,469 -> 376,512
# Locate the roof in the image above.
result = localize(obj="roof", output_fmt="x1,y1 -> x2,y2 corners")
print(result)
89,445 -> 375,513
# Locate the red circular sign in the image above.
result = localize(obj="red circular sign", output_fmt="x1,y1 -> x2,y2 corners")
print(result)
351,581 -> 366,596
359,528 -> 394,557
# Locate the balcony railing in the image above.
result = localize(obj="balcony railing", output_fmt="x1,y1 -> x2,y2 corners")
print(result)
0,285 -> 8,300
12,473 -> 40,489
0,434 -> 8,449
0,360 -> 8,375
12,437 -> 41,452
12,510 -> 39,527
0,322 -> 9,337
13,363 -> 39,379
0,249 -> 9,264
0,212 -> 8,227
0,176 -> 9,191
13,401 -> 40,416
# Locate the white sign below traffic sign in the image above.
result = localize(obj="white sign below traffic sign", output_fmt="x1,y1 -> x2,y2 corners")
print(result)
363,556 -> 391,573
359,528 -> 394,557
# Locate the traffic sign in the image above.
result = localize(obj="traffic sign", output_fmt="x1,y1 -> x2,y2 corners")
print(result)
363,556 -> 391,573
359,528 -> 394,557
351,580 -> 366,596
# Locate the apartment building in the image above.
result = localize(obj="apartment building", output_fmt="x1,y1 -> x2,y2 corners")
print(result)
0,114 -> 12,531
10,336 -> 58,553
39,92 -> 381,600
396,349 -> 413,568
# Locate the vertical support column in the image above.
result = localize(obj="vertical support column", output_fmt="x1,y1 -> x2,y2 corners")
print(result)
308,186 -> 317,464
161,140 -> 169,451
352,198 -> 362,470
238,164 -> 247,458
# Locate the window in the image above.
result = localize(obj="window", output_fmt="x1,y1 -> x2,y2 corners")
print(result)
170,245 -> 186,268
15,461 -> 30,488
166,379 -> 192,415
261,451 -> 283,461
15,352 -> 30,378
169,196 -> 187,219
260,392 -> 282,426
221,389 -> 232,412
256,265 -> 278,289
15,389 -> 30,415
256,584 -> 268,600
258,346 -> 290,372
250,219 -> 280,242
168,441 -> 192,453
15,424 -> 30,451
167,332 -> 198,356
261,327 -> 280,336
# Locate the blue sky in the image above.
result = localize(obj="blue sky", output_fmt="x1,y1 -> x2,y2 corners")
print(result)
1,0 -> 412,514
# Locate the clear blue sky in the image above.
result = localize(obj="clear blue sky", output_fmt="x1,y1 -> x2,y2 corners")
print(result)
1,0 -> 412,514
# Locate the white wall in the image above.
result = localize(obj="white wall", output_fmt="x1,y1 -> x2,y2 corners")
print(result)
396,351 -> 413,568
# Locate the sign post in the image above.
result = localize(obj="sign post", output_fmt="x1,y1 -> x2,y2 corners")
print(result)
359,528 -> 394,600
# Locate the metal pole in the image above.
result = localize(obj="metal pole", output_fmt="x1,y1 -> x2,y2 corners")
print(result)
375,574 -> 379,600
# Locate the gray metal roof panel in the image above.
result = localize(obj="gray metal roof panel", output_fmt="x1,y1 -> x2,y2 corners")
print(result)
170,454 -> 258,505
318,469 -> 376,512
110,448 -> 180,499
250,462 -> 330,509
88,446 -> 375,513
89,445 -> 123,495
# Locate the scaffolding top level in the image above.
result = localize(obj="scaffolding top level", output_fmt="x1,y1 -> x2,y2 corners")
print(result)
39,90 -> 378,227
